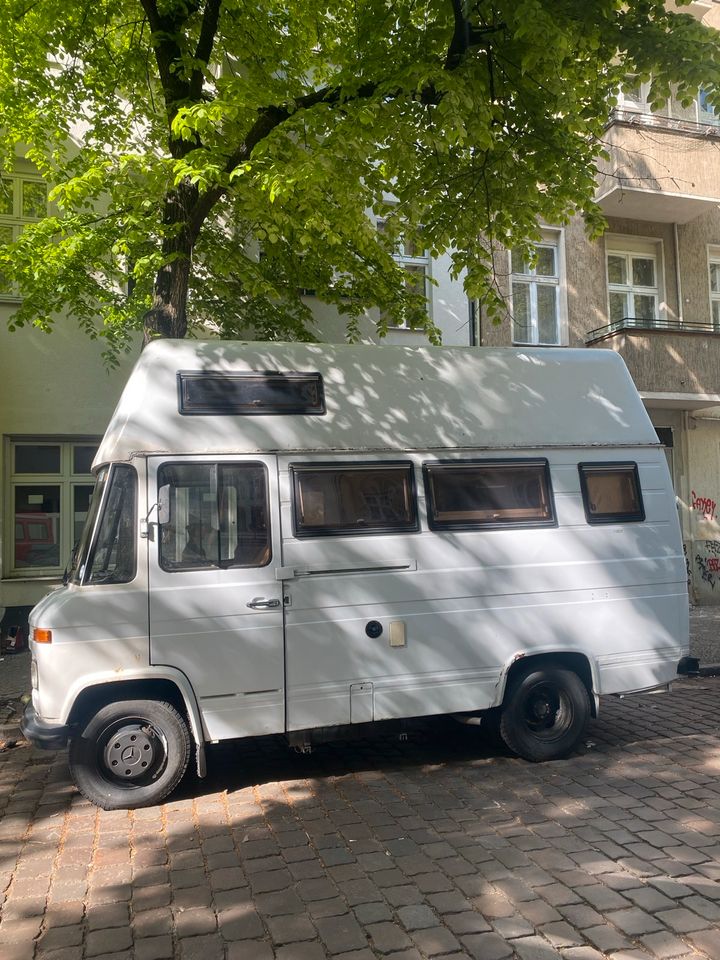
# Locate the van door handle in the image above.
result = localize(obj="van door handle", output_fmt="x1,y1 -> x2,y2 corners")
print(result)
246,597 -> 281,609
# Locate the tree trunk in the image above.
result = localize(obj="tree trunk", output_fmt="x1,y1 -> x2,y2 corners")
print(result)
142,180 -> 198,343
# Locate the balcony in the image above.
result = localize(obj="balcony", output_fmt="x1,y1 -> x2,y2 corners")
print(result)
669,1 -> 720,22
585,317 -> 720,408
596,108 -> 720,223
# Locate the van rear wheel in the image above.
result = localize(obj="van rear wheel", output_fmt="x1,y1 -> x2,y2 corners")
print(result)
500,667 -> 590,762
69,699 -> 191,810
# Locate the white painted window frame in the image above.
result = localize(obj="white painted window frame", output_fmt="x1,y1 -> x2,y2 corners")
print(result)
509,228 -> 567,347
0,173 -> 47,302
707,245 -> 720,328
605,235 -> 665,326
376,218 -> 432,331
618,78 -> 652,114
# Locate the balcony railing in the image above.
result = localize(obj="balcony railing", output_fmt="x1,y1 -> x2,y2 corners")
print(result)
585,316 -> 720,344
609,106 -> 720,137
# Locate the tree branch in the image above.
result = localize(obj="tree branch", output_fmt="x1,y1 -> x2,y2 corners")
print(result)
190,0 -> 222,100
187,0 -> 485,238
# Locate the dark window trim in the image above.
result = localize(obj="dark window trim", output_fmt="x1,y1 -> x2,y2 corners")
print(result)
157,460 -> 272,571
177,370 -> 326,416
578,461 -> 645,525
422,457 -> 557,532
290,460 -> 420,538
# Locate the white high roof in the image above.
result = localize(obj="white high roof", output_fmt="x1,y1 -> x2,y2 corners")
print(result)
94,340 -> 659,466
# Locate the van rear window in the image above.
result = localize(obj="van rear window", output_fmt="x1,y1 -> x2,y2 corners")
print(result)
178,371 -> 325,415
291,463 -> 418,537
424,459 -> 555,530
579,463 -> 644,523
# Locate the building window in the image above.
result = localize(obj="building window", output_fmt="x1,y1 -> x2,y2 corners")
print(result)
655,426 -> 675,481
708,248 -> 720,328
618,77 -> 651,113
698,88 -> 719,126
6,439 -> 98,576
377,219 -> 430,329
0,174 -> 47,298
510,233 -> 564,345
606,239 -> 661,325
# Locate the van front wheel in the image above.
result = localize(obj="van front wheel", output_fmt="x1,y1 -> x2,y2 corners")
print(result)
500,667 -> 590,762
69,699 -> 191,810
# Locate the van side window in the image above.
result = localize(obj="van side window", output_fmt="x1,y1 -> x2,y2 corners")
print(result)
579,462 -> 644,524
158,462 -> 270,570
423,460 -> 555,530
178,371 -> 325,415
291,463 -> 418,537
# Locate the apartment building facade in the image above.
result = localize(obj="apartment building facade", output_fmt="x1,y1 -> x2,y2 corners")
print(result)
483,1 -> 720,602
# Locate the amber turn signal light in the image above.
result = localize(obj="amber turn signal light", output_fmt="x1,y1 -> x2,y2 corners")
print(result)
33,628 -> 52,644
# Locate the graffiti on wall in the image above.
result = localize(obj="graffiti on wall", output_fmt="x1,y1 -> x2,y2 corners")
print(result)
695,540 -> 720,589
691,491 -> 717,521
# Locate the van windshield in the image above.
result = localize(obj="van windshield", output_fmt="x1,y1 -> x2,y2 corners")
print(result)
72,465 -> 137,585
70,466 -> 108,584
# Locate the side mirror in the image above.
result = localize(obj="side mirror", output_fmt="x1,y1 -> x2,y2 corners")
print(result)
157,485 -> 171,525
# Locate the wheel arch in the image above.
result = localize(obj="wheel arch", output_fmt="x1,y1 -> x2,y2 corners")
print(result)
65,672 -> 207,777
498,652 -> 599,718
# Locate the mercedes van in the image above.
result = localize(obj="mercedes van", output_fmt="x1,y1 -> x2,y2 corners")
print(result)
22,341 -> 690,809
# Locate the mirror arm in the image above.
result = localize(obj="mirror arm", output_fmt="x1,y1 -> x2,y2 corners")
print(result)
140,501 -> 158,540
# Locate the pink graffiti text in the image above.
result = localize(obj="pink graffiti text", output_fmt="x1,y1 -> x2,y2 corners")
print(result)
691,491 -> 717,520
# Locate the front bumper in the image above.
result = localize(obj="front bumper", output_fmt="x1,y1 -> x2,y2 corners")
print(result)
20,704 -> 71,751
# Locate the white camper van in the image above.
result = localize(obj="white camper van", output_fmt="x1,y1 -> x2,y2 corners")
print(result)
22,341 -> 690,809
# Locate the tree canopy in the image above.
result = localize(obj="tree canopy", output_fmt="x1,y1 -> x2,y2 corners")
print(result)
1,0 -> 719,360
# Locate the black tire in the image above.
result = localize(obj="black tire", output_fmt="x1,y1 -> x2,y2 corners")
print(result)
68,699 -> 191,810
500,667 -> 590,762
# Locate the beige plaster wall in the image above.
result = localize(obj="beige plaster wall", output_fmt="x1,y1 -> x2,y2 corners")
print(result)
678,207 -> 720,325
0,317 -> 138,608
589,330 -> 720,395
685,416 -> 720,602
303,252 -> 470,347
597,125 -> 720,200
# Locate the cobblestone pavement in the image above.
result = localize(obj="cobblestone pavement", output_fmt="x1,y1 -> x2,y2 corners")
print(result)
0,677 -> 719,960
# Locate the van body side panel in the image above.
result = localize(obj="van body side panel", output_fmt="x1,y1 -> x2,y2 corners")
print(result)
31,600 -> 150,723
280,449 -> 687,729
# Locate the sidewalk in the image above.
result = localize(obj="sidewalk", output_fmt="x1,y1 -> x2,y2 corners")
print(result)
689,604 -> 720,669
